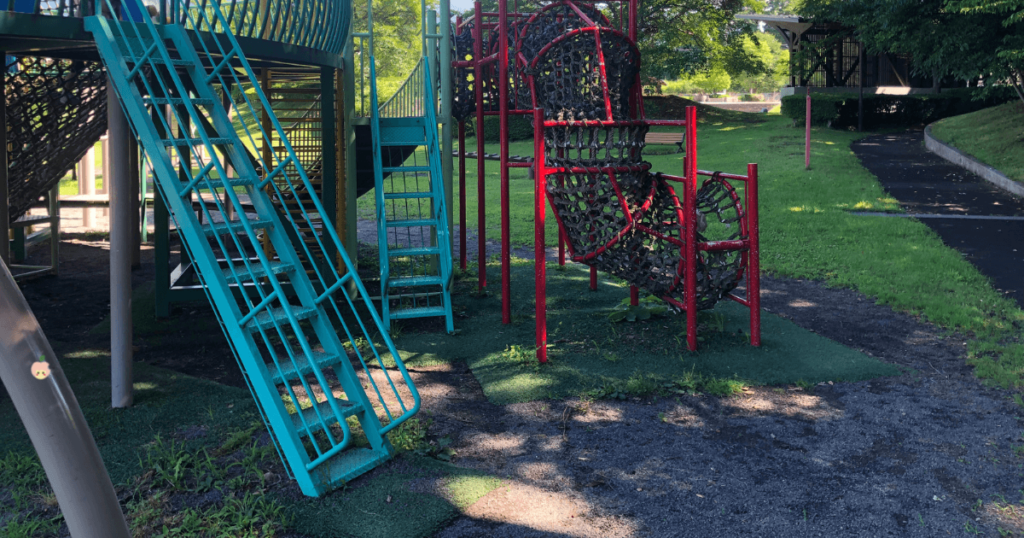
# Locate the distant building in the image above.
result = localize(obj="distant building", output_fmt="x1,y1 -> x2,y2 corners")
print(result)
735,15 -> 945,96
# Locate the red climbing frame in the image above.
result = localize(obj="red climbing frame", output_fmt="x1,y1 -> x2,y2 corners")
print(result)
454,0 -> 761,362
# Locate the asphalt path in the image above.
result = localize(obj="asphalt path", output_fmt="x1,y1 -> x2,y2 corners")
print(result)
851,131 -> 1024,307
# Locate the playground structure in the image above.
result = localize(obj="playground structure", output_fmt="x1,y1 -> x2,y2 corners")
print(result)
451,0 -> 761,360
0,0 -> 458,497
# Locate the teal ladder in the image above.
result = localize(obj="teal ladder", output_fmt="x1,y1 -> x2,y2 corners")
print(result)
86,0 -> 419,497
369,58 -> 454,333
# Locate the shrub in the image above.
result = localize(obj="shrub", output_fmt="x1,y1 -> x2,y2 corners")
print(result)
781,87 -> 1018,128
740,93 -> 764,102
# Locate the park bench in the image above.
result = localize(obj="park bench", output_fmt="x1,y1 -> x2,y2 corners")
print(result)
644,131 -> 685,154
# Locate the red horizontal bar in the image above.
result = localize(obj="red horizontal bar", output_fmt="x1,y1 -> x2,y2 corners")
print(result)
658,173 -> 687,183
697,169 -> 750,181
508,162 -> 531,168
727,293 -> 750,307
483,110 -> 534,116
453,61 -> 473,68
700,239 -> 747,252
646,120 -> 689,126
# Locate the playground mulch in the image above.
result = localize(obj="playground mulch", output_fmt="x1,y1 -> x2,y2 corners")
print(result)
4,230 -> 1024,536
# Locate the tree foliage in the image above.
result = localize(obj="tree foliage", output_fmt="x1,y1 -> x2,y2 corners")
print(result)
801,0 -> 1024,106
353,0 -> 435,79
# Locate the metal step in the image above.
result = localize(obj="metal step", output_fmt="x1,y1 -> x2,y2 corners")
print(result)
381,166 -> 430,173
383,191 -> 433,200
201,218 -> 272,236
270,350 -> 341,384
183,176 -> 256,189
144,97 -> 215,106
385,218 -> 435,228
389,275 -> 443,288
289,397 -> 361,437
222,260 -> 293,284
243,304 -> 318,332
163,137 -> 234,146
389,246 -> 439,257
390,306 -> 446,320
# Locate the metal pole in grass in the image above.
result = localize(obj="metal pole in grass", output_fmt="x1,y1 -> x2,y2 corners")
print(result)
0,259 -> 132,538
805,87 -> 811,170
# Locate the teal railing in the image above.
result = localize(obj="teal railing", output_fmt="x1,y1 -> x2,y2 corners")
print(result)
4,0 -> 350,55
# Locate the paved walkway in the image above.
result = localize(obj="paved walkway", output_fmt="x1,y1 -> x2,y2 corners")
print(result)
851,131 -> 1024,307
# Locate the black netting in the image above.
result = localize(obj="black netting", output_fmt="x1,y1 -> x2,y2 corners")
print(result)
6,56 -> 108,223
523,2 -> 744,311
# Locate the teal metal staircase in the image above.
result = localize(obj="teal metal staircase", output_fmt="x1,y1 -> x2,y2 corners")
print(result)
85,0 -> 419,497
369,58 -> 454,332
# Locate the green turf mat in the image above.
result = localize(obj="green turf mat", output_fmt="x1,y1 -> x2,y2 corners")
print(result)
391,261 -> 902,404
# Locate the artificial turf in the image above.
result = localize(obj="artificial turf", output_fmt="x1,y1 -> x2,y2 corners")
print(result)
389,260 -> 901,405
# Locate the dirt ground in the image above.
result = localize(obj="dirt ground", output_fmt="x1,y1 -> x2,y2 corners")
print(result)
9,236 -> 1024,537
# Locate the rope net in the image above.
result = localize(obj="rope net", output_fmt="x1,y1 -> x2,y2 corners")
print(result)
523,4 -> 745,310
5,56 -> 108,223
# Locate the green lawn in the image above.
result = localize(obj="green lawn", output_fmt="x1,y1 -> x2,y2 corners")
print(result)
930,101 -> 1024,182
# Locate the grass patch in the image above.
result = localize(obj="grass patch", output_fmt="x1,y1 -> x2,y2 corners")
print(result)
0,351 -> 500,537
388,260 -> 900,405
930,101 -> 1024,182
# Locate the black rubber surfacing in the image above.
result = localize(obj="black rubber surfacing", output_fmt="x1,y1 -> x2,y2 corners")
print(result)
851,131 -> 1024,307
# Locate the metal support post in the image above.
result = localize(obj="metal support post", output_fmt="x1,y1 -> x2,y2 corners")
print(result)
805,88 -> 811,170
108,79 -> 133,408
684,106 -> 698,351
473,1 -> 486,291
0,260 -> 132,538
48,185 -> 59,275
320,66 -> 339,268
458,121 -> 466,270
342,45 -> 359,270
499,0 -> 511,323
533,108 -> 547,363
0,65 -> 9,266
129,136 -> 141,268
440,0 -> 453,247
747,163 -> 761,346
81,146 -> 96,228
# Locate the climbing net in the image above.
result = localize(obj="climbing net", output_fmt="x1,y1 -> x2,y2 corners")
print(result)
523,8 -> 746,310
5,56 -> 108,223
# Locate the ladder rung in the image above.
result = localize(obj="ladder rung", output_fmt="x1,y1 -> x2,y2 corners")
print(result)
269,350 -> 340,384
143,97 -> 215,106
201,218 -> 272,236
381,166 -> 430,173
390,306 -> 447,320
389,246 -> 439,257
386,219 -> 434,228
383,191 -> 433,200
290,397 -> 361,437
244,304 -> 318,332
222,261 -> 293,284
389,275 -> 442,288
162,137 -> 234,147
185,176 -> 256,189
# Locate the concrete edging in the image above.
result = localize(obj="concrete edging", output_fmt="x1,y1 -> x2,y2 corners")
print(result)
923,124 -> 1024,199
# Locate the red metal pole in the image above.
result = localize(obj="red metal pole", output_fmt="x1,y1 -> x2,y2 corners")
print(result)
630,286 -> 639,306
590,266 -> 597,290
534,108 -> 547,363
458,121 -> 467,270
747,163 -> 761,346
684,106 -> 698,351
499,0 -> 511,324
474,1 -> 486,291
805,89 -> 811,170
558,230 -> 565,266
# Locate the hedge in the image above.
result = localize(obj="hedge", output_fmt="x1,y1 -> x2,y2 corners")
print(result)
781,87 -> 1018,129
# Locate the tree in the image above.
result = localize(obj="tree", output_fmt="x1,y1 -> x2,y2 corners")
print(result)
727,33 -> 789,92
802,0 -> 1024,107
353,0 -> 435,79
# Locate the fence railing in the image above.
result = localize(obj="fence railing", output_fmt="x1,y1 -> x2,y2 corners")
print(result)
3,0 -> 350,55
379,57 -> 425,118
